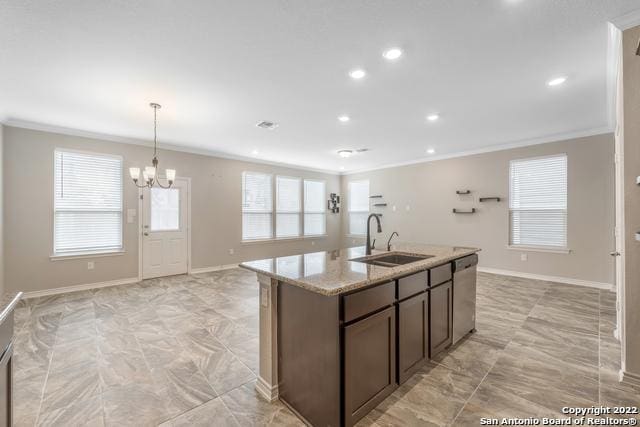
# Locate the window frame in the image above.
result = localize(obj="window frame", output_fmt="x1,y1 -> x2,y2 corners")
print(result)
275,175 -> 302,238
347,180 -> 370,236
303,179 -> 327,237
508,153 -> 569,252
242,171 -> 275,241
241,172 -> 328,243
51,148 -> 125,259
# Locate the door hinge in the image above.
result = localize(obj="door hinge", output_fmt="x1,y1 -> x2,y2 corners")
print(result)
140,195 -> 143,200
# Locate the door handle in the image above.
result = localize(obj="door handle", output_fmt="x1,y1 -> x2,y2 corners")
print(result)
610,251 -> 620,257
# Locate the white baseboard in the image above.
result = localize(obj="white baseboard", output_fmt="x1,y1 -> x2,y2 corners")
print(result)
23,277 -> 139,299
255,376 -> 279,402
620,370 -> 640,388
477,267 -> 614,291
190,264 -> 239,275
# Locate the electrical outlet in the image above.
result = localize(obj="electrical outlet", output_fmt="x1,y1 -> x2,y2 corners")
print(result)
87,261 -> 95,270
520,253 -> 527,262
392,205 -> 397,212
228,248 -> 234,255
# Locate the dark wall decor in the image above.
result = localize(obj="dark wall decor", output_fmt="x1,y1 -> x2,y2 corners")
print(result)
328,193 -> 340,213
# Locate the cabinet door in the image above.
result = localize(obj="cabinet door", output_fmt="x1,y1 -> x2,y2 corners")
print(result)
429,281 -> 453,357
398,292 -> 428,384
344,306 -> 397,427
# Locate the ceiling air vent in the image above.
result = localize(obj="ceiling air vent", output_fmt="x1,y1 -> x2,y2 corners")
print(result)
256,120 -> 279,130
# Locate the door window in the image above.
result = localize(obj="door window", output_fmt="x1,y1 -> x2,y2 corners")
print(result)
150,188 -> 180,231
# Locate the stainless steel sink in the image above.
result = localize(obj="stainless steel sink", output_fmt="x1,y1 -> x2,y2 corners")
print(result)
350,252 -> 434,267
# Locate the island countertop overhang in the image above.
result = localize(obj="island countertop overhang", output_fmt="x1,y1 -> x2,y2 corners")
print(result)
239,243 -> 480,296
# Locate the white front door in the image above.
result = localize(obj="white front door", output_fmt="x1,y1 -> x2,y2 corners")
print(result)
141,178 -> 189,279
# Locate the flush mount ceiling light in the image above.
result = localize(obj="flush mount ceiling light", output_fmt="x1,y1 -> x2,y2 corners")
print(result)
383,48 -> 403,60
338,115 -> 350,122
338,150 -> 353,158
426,114 -> 440,121
427,148 -> 436,154
349,69 -> 366,80
547,76 -> 567,86
256,120 -> 279,130
252,149 -> 259,155
129,103 -> 176,188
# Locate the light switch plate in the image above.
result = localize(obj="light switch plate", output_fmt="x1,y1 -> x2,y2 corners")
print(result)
520,253 -> 528,261
127,209 -> 137,223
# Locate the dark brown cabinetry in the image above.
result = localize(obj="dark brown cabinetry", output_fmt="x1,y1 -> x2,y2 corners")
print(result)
398,292 -> 428,383
344,306 -> 397,427
429,280 -> 453,357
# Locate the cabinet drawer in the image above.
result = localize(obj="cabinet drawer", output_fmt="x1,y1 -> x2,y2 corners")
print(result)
343,281 -> 395,323
398,271 -> 428,300
430,263 -> 452,287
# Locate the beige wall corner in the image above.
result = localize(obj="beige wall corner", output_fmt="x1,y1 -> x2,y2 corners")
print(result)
622,25 -> 640,377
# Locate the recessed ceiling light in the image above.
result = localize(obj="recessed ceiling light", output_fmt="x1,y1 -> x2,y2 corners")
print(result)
547,76 -> 567,86
427,114 -> 440,121
383,48 -> 403,60
349,69 -> 366,80
338,115 -> 350,122
252,149 -> 259,155
427,148 -> 435,154
338,150 -> 353,158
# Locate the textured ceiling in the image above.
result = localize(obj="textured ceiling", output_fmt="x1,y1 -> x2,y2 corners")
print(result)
1,0 -> 638,172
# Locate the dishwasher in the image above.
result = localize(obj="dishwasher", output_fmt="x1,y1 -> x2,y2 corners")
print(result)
452,254 -> 478,345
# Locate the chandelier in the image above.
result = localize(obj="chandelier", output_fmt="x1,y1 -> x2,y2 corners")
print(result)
129,103 -> 176,188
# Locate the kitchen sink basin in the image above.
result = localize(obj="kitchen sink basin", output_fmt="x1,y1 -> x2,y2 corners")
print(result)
350,252 -> 434,267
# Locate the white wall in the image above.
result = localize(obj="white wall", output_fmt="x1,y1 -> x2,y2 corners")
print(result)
341,133 -> 615,286
3,126 -> 341,294
622,24 -> 640,379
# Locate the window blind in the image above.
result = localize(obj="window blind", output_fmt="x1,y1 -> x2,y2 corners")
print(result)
54,150 -> 123,254
276,176 -> 301,238
509,154 -> 567,248
304,180 -> 326,236
242,172 -> 273,240
348,180 -> 369,235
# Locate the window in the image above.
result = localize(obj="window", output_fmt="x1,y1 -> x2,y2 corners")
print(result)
276,176 -> 301,238
242,171 -> 273,240
348,180 -> 369,235
509,154 -> 567,249
54,149 -> 123,255
304,180 -> 326,236
242,172 -> 328,241
150,188 -> 180,231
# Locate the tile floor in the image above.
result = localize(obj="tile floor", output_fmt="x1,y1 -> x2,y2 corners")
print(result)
12,269 -> 640,426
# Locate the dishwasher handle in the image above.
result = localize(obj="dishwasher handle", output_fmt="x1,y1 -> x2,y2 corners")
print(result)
453,254 -> 478,272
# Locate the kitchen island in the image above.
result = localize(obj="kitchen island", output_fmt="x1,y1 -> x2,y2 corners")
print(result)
240,243 -> 480,427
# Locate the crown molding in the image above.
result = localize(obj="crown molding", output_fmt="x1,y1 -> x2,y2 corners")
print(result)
610,8 -> 640,30
1,118 -> 340,176
341,126 -> 613,176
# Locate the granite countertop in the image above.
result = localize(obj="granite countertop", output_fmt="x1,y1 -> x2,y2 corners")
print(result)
239,243 -> 480,296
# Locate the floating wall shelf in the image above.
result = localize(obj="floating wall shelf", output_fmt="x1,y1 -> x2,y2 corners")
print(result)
456,190 -> 471,195
453,208 -> 476,214
479,197 -> 501,202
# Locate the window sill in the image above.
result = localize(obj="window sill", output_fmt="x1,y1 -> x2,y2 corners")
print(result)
50,249 -> 126,261
241,235 -> 328,245
506,245 -> 571,254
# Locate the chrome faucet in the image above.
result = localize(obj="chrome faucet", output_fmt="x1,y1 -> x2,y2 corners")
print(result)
387,231 -> 399,251
366,214 -> 382,255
